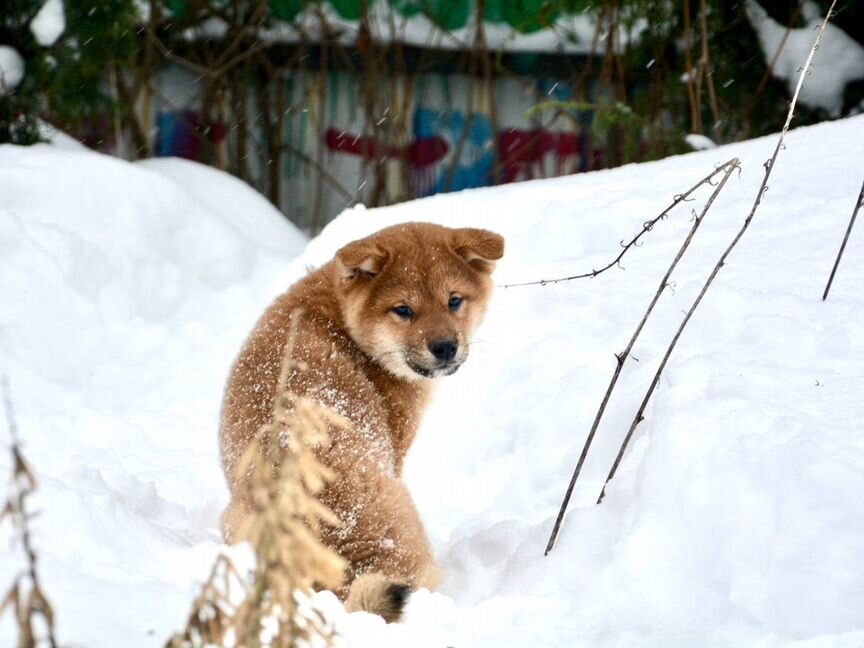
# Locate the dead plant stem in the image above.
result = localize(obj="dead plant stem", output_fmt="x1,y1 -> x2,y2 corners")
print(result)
596,0 -> 838,504
503,161 -> 739,289
2,377 -> 59,648
544,158 -> 739,554
823,176 -> 864,301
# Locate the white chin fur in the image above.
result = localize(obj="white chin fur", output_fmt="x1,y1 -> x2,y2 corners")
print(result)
381,356 -> 429,381
376,352 -> 464,381
382,355 -> 465,381
365,332 -> 467,381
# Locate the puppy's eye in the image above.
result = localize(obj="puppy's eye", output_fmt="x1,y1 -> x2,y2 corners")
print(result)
392,305 -> 414,319
448,295 -> 464,311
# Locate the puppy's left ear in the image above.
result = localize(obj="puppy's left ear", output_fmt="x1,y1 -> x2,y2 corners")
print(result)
335,237 -> 389,279
451,228 -> 505,273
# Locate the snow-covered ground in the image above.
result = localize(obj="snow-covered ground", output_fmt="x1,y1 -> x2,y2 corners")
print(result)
2,114 -> 864,648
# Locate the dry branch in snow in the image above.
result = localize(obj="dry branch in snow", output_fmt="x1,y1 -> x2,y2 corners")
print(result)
822,176 -> 864,301
0,376 -> 58,648
546,0 -> 838,553
596,0 -> 840,505
544,158 -> 740,555
502,161 -> 741,289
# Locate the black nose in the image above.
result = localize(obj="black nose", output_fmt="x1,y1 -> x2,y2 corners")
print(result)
428,339 -> 458,363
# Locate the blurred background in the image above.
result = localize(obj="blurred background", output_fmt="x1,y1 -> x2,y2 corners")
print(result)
2,0 -> 863,233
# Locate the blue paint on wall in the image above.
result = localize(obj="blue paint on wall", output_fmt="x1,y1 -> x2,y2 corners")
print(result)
413,107 -> 495,195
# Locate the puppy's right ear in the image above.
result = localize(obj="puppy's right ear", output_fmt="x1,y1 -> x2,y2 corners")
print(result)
451,228 -> 505,274
335,238 -> 389,279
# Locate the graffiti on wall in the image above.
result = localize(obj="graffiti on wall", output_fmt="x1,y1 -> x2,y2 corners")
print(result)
324,106 -> 590,199
156,110 -> 226,159
157,105 -> 590,196
151,68 -> 615,230
411,107 -> 495,195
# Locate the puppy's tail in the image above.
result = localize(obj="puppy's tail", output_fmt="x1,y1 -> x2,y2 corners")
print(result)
345,573 -> 411,623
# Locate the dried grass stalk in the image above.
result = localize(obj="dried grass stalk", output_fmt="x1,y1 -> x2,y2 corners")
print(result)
1,376 -> 59,648
167,311 -> 347,648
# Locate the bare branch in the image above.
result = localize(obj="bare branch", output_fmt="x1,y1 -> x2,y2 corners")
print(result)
596,0 -> 838,505
503,159 -> 739,289
144,23 -> 271,80
822,176 -> 864,301
544,158 -> 739,555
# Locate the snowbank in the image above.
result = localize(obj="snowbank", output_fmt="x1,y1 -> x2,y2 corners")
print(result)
292,116 -> 864,646
135,157 -> 305,254
2,114 -> 864,648
0,146 -> 304,645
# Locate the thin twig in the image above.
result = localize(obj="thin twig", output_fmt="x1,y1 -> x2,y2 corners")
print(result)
596,1 -> 838,505
503,161 -> 738,289
823,177 -> 864,301
683,0 -> 702,134
211,4 -> 268,71
757,3 -> 803,98
544,158 -> 739,555
698,0 -> 721,135
144,23 -> 270,80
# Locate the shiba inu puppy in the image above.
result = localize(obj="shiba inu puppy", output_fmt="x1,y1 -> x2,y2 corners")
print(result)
220,222 -> 504,622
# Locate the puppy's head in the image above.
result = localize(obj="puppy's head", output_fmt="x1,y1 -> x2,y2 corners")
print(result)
332,222 -> 504,381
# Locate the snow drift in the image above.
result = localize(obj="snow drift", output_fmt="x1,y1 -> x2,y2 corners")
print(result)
0,147 -> 305,645
1,114 -> 864,647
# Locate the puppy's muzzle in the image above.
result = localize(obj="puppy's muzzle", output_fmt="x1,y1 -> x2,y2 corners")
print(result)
407,338 -> 463,378
428,339 -> 458,364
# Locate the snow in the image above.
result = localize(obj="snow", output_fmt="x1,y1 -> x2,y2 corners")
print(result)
685,133 -> 717,150
38,119 -> 87,150
2,114 -> 864,647
0,146 -> 304,645
134,157 -> 306,255
0,46 -> 25,94
30,0 -> 66,47
189,2 -> 627,55
745,0 -> 864,115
